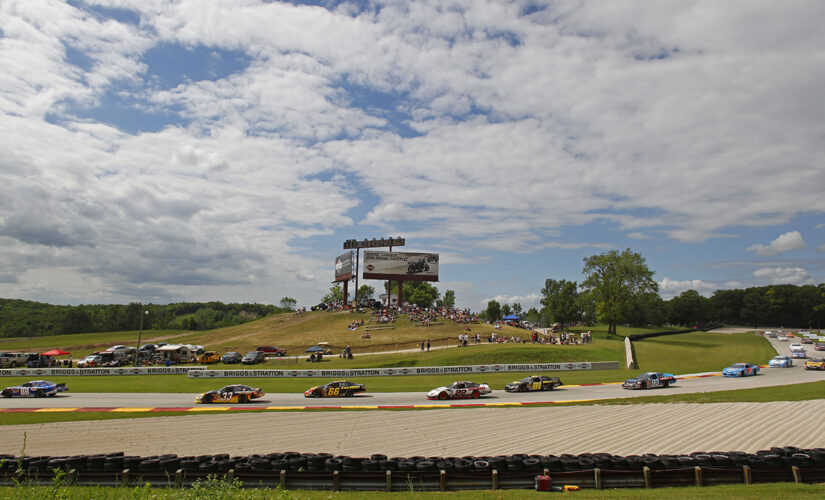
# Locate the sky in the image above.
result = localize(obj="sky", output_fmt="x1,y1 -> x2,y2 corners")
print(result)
1,0 -> 824,311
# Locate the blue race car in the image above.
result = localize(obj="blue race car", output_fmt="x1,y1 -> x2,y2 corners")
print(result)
769,355 -> 793,368
791,350 -> 807,359
1,380 -> 68,398
722,363 -> 759,377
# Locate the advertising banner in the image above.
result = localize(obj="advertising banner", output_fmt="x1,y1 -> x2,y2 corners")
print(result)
362,251 -> 439,282
187,361 -> 619,378
334,251 -> 353,281
0,366 -> 207,377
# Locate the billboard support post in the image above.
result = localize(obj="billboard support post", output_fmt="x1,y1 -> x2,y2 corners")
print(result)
354,249 -> 359,307
398,280 -> 403,307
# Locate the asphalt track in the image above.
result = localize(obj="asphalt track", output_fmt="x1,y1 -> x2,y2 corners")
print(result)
2,346 -> 824,410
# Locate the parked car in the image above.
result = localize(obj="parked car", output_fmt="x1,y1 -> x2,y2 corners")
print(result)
256,346 -> 286,356
242,351 -> 266,365
622,372 -> 676,389
723,363 -> 760,377
139,344 -> 156,353
2,380 -> 68,398
25,353 -> 53,368
0,352 -> 26,368
769,355 -> 793,368
805,358 -> 825,370
310,303 -> 328,311
221,352 -> 243,364
198,351 -> 221,364
196,385 -> 264,404
504,375 -> 563,392
77,354 -> 103,368
427,381 -> 492,400
304,381 -> 366,398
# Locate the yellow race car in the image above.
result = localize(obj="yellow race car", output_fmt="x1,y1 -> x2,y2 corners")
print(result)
805,358 -> 825,371
304,381 -> 366,398
198,351 -> 221,364
196,384 -> 264,403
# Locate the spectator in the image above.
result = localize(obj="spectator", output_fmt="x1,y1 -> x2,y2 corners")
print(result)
426,338 -> 431,351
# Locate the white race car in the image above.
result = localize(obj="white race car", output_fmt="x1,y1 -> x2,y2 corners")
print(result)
427,381 -> 492,400
789,343 -> 804,351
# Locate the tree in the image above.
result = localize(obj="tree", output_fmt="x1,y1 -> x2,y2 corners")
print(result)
512,302 -> 523,317
322,284 -> 344,304
501,304 -> 512,317
486,300 -> 502,322
581,249 -> 658,335
525,307 -> 541,324
576,290 -> 597,326
667,290 -> 708,326
540,279 -> 580,329
386,281 -> 440,308
357,284 -> 375,301
437,290 -> 456,309
279,297 -> 297,311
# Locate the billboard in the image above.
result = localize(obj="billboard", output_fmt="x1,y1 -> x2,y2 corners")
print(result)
334,251 -> 353,281
362,251 -> 439,282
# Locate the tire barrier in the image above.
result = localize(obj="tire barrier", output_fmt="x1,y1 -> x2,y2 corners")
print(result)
2,448 -> 824,490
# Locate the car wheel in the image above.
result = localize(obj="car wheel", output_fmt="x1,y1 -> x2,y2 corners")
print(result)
35,390 -> 45,398
314,390 -> 322,398
203,394 -> 214,404
662,381 -> 669,388
10,362 -> 16,368
471,391 -> 479,399
518,385 -> 526,392
640,381 -> 647,389
238,395 -> 249,404
438,392 -> 447,400
1,390 -> 11,398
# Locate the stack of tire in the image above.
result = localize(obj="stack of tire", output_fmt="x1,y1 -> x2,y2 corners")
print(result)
2,448 -> 823,476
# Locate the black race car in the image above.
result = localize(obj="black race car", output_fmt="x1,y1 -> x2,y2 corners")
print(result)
622,372 -> 676,389
504,375 -> 563,392
304,380 -> 366,398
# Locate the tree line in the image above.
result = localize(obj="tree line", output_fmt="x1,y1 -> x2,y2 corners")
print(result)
0,299 -> 292,338
488,249 -> 825,331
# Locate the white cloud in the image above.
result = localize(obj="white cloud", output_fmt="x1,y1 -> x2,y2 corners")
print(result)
658,278 -> 718,299
819,243 -> 825,252
747,231 -> 807,256
753,267 -> 814,285
480,293 -> 542,309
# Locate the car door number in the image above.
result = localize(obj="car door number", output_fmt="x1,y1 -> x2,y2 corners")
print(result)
220,392 -> 233,401
20,387 -> 29,396
328,387 -> 340,396
532,382 -> 541,390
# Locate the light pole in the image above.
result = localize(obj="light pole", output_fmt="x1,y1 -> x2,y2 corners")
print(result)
135,309 -> 149,366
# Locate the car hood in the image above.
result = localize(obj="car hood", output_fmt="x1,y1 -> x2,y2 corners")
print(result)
428,386 -> 448,395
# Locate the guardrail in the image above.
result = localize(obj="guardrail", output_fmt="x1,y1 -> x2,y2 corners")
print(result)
187,361 -> 619,378
0,366 -> 206,377
2,464 -> 822,491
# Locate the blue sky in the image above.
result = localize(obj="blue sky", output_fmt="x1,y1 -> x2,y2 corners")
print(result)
1,1 -> 824,310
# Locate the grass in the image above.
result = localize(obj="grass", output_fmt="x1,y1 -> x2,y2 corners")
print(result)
0,330 -> 188,352
1,483 -> 824,499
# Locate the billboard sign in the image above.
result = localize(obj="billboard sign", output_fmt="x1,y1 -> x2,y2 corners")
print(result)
334,251 -> 353,281
362,251 -> 439,282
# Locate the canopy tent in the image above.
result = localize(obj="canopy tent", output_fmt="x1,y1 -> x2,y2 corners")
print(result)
305,346 -> 325,353
502,315 -> 521,321
41,349 -> 70,356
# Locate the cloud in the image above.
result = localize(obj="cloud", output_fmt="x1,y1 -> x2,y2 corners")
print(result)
480,293 -> 542,309
658,278 -> 718,298
819,243 -> 825,252
753,267 -> 814,285
747,231 -> 807,256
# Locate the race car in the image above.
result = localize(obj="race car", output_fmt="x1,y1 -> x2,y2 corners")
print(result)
504,375 -> 563,392
195,384 -> 264,404
769,355 -> 793,367
621,372 -> 676,390
791,349 -> 807,359
197,351 -> 221,364
1,380 -> 68,398
427,381 -> 492,400
304,381 -> 366,398
805,358 -> 825,371
723,362 -> 760,377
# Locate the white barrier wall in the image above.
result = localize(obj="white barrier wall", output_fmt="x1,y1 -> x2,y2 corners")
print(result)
187,361 -> 619,378
0,366 -> 206,377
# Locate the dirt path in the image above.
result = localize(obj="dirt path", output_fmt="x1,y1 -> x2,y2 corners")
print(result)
4,400 -> 825,457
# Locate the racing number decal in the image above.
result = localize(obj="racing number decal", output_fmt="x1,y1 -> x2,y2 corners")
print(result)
328,387 -> 340,396
532,382 -> 541,390
20,387 -> 29,396
220,392 -> 233,401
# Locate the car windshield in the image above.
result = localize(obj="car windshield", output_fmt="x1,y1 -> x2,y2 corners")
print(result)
732,363 -> 747,367
520,377 -> 533,383
772,356 -> 785,360
809,358 -> 823,362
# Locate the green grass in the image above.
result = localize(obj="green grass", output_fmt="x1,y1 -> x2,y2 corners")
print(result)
1,483 -> 824,499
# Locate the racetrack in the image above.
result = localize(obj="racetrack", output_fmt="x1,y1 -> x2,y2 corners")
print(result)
3,335 -> 825,457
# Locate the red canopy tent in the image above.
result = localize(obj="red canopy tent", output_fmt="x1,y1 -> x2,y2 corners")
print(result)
41,349 -> 70,356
